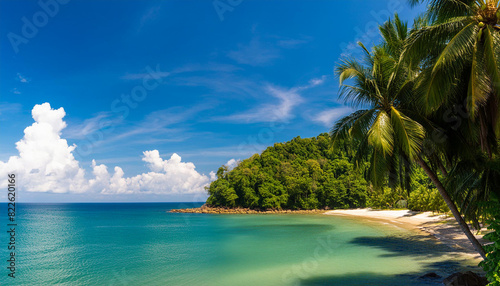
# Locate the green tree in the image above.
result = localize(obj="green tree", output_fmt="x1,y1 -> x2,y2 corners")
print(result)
332,16 -> 424,190
332,15 -> 488,258
205,134 -> 368,211
405,0 -> 500,155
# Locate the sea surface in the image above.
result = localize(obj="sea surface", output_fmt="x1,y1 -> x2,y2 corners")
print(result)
0,203 -> 480,286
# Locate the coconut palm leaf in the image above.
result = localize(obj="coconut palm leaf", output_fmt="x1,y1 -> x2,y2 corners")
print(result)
368,111 -> 395,156
390,106 -> 426,160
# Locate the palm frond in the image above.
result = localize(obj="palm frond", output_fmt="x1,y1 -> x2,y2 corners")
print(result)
330,109 -> 375,144
368,111 -> 395,156
390,106 -> 426,159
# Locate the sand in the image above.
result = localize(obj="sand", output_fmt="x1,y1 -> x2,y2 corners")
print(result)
324,208 -> 486,262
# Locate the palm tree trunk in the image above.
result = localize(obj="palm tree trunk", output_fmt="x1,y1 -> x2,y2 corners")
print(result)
416,156 -> 486,260
436,158 -> 448,177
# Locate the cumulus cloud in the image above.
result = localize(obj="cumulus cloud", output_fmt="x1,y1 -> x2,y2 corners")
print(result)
0,103 -> 211,195
225,158 -> 240,171
0,103 -> 87,193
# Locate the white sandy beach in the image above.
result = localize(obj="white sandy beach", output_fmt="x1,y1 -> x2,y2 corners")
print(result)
324,209 -> 486,262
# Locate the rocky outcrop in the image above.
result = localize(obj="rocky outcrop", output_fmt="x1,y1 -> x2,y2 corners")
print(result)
169,205 -> 326,214
443,271 -> 489,286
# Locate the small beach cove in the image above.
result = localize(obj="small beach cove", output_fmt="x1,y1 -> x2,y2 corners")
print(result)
171,205 -> 484,285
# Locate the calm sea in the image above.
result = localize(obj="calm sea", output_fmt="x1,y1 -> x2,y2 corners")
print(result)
0,203 -> 479,285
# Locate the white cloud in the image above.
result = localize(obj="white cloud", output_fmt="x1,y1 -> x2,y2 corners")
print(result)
225,158 -> 240,171
0,103 -> 87,193
209,171 -> 217,181
11,88 -> 21,95
308,75 -> 327,87
17,73 -> 30,83
313,107 -> 354,127
123,63 -> 239,81
64,112 -> 120,139
0,103 -> 212,195
96,104 -> 210,147
215,76 -> 327,124
91,150 -> 210,195
218,85 -> 303,123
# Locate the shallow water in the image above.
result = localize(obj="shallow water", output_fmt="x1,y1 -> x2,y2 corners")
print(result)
0,203 -> 479,285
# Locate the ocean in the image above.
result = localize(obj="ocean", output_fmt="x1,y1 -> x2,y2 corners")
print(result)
0,203 -> 478,285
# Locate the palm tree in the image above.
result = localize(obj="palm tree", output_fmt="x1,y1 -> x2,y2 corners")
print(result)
333,15 -> 421,190
445,153 -> 500,228
405,0 -> 500,156
332,16 -> 488,259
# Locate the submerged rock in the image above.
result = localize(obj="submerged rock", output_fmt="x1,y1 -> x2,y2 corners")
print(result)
443,271 -> 488,286
419,272 -> 441,279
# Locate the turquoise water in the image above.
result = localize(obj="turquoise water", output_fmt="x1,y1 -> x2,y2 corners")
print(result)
0,203 -> 478,285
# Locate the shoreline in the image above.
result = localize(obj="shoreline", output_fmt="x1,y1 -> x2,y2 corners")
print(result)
324,208 -> 485,263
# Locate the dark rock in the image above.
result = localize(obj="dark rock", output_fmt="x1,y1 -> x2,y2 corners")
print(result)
419,272 -> 441,279
443,271 -> 488,286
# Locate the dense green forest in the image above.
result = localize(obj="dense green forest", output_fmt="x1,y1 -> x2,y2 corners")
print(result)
206,134 -> 367,210
206,133 -> 446,211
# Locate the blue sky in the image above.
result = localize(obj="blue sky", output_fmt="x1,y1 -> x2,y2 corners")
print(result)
0,0 -> 425,202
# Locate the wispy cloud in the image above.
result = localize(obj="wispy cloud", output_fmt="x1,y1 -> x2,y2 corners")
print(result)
228,37 -> 280,66
64,112 -> 122,140
276,38 -> 309,48
214,76 -> 327,124
171,74 -> 263,99
181,145 -> 266,158
98,104 -> 213,146
222,85 -> 303,123
16,73 -> 30,83
171,63 -> 241,74
121,63 -> 240,81
11,88 -> 21,95
227,34 -> 310,66
308,75 -> 327,87
0,103 -> 22,116
121,70 -> 169,80
312,106 -> 354,127
137,4 -> 163,31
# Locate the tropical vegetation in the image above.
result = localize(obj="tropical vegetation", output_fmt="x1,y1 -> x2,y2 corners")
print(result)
208,0 -> 500,281
332,0 -> 500,280
207,134 -> 369,210
207,133 -> 446,212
